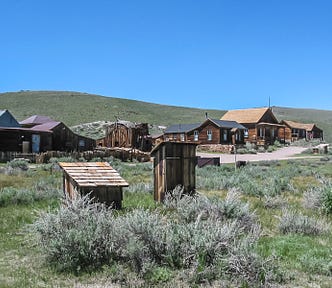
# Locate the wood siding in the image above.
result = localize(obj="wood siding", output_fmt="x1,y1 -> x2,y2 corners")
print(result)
105,122 -> 151,151
151,142 -> 197,202
163,122 -> 245,145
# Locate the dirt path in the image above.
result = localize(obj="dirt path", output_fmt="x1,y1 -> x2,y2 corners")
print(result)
197,146 -> 321,164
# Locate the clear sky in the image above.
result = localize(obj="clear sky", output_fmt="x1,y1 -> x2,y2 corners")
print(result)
1,0 -> 332,110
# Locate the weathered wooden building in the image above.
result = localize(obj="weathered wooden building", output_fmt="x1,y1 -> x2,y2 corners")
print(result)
0,113 -> 95,153
151,142 -> 198,202
104,120 -> 151,151
164,118 -> 246,145
279,120 -> 324,142
221,107 -> 285,146
20,115 -> 95,152
58,162 -> 129,209
0,127 -> 51,152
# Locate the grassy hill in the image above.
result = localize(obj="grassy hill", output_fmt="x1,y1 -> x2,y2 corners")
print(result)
1,90 -> 331,142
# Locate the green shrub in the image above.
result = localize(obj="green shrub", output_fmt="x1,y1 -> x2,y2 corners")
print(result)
6,159 -> 29,170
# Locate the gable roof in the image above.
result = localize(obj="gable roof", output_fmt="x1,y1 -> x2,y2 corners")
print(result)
282,120 -> 321,132
0,109 -> 20,128
221,107 -> 276,124
20,115 -> 55,125
165,123 -> 201,134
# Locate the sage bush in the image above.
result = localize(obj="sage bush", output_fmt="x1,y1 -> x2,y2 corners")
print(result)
31,188 -> 278,286
278,209 -> 330,236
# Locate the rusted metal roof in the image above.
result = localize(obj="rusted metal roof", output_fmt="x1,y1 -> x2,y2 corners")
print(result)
30,121 -> 61,132
20,115 -> 55,125
58,162 -> 129,188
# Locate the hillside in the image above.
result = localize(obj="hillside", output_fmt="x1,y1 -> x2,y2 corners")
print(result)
1,91 -> 331,142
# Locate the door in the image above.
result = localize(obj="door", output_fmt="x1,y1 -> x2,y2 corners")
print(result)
32,134 -> 40,153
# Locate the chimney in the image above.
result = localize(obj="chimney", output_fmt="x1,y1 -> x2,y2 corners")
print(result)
205,112 -> 208,119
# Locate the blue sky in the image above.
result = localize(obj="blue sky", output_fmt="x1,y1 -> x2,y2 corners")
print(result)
1,0 -> 332,110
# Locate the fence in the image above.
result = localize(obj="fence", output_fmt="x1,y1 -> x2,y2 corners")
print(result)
0,148 -> 151,163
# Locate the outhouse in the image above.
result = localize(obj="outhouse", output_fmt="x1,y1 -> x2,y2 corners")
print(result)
151,142 -> 198,202
58,162 -> 129,209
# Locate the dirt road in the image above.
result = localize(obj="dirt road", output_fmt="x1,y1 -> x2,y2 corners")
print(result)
197,146 -> 321,164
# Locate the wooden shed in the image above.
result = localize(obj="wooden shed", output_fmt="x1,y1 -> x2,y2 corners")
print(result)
58,162 -> 129,209
150,142 -> 198,202
104,120 -> 151,151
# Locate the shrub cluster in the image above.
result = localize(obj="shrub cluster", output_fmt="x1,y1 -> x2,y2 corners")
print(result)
197,162 -> 306,197
278,209 -> 330,236
31,189 -> 278,286
302,179 -> 332,214
0,176 -> 61,207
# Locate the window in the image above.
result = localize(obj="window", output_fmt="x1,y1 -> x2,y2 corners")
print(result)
180,133 -> 185,141
259,128 -> 264,138
271,128 -> 275,138
223,130 -> 228,141
194,130 -> 199,141
244,129 -> 249,138
207,130 -> 212,141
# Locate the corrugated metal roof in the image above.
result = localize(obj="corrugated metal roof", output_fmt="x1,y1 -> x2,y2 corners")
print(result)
165,123 -> 201,133
30,121 -> 61,131
221,107 -> 272,123
20,115 -> 55,125
208,118 -> 246,129
58,162 -> 129,187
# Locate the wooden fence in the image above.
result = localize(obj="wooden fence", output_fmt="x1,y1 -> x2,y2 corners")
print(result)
0,147 -> 151,163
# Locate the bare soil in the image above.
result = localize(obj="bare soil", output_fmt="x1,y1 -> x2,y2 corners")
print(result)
197,146 -> 322,164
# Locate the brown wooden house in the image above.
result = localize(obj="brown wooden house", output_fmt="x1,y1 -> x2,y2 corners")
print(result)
221,107 -> 285,146
279,120 -> 324,142
151,142 -> 198,202
163,118 -> 246,145
104,120 -> 151,151
58,162 -> 129,209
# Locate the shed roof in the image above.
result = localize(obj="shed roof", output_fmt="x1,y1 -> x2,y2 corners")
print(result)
221,107 -> 274,124
20,115 -> 55,125
282,120 -> 319,131
58,162 -> 129,188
